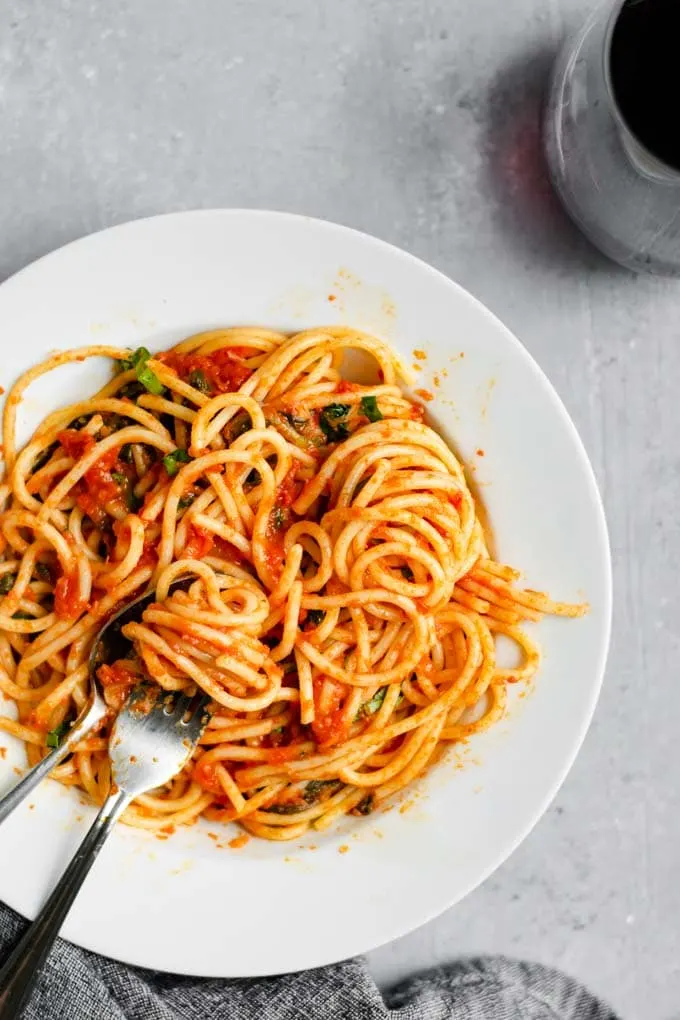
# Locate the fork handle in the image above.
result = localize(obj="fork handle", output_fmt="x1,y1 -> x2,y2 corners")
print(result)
0,787 -> 130,1019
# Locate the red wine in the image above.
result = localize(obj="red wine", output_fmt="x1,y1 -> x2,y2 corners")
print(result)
609,0 -> 680,169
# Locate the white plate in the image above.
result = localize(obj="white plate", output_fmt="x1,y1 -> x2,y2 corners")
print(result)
0,210 -> 611,976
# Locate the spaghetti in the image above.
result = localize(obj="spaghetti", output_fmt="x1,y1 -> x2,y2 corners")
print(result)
0,328 -> 586,841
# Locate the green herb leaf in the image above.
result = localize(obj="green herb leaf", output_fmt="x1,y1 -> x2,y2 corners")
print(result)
0,573 -> 16,594
177,493 -> 196,511
270,726 -> 285,736
306,609 -> 325,626
111,471 -> 127,486
163,448 -> 191,477
360,395 -> 383,422
188,369 -> 212,394
121,348 -> 166,394
322,403 -> 351,419
46,720 -> 70,748
359,687 -> 387,718
354,793 -> 374,815
303,779 -> 342,804
319,412 -> 349,444
119,444 -> 134,464
271,506 -> 286,530
137,364 -> 165,396
34,563 -> 52,582
119,347 -> 151,373
266,802 -> 307,815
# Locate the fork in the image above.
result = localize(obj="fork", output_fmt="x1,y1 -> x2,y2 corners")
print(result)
0,685 -> 212,1019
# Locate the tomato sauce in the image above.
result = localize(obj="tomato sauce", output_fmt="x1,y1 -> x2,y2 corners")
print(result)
263,528 -> 285,575
275,467 -> 301,508
158,347 -> 254,394
311,677 -> 350,748
58,433 -> 130,527
193,759 -> 223,796
183,524 -> 214,560
97,660 -> 139,711
57,430 -> 95,460
54,569 -> 88,620
138,541 -> 159,569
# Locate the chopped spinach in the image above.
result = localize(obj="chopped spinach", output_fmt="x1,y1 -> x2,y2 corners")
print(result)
322,403 -> 351,419
303,779 -> 342,804
319,411 -> 349,444
118,347 -> 150,372
46,720 -> 71,749
136,363 -> 165,396
162,448 -> 191,477
355,794 -> 374,815
359,687 -> 387,718
188,369 -> 212,394
119,347 -> 165,396
360,395 -> 383,422
265,802 -> 307,815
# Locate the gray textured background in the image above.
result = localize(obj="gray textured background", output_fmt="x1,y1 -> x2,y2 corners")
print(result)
0,1 -> 673,1017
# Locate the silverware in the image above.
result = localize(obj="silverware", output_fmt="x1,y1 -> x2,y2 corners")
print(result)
0,575 -> 208,1018
0,683 -> 212,1018
0,581 -> 191,826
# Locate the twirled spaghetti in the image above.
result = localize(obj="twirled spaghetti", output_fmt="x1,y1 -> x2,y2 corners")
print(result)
0,328 -> 586,841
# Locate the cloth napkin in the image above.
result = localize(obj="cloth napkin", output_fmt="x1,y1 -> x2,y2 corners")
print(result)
0,902 -> 619,1020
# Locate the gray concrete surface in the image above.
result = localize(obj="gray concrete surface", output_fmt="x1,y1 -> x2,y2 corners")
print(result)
0,1 -> 674,1016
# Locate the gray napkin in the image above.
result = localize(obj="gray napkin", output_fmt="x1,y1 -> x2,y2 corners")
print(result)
0,903 -> 619,1020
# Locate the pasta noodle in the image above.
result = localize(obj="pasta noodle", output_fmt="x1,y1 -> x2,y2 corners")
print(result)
0,328 -> 586,840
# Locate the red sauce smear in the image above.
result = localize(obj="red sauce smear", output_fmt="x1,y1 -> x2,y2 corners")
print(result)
311,676 -> 350,748
97,660 -> 139,711
158,347 -> 254,394
58,431 -> 130,527
193,759 -> 223,796
183,524 -> 214,560
54,568 -> 88,620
